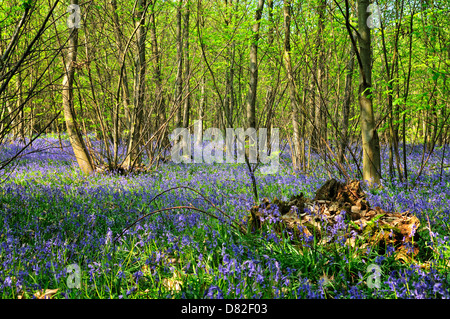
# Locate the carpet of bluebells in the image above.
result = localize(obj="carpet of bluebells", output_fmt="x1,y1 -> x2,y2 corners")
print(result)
0,135 -> 450,299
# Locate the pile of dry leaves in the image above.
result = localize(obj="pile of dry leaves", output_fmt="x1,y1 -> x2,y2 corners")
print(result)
247,179 -> 422,263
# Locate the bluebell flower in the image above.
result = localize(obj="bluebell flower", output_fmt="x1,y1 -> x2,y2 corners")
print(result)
3,277 -> 12,287
204,285 -> 224,299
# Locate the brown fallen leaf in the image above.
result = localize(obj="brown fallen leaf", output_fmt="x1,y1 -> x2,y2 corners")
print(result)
162,277 -> 182,292
398,215 -> 420,239
33,288 -> 59,299
319,271 -> 334,287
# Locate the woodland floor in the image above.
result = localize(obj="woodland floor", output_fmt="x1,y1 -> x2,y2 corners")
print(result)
0,136 -> 450,299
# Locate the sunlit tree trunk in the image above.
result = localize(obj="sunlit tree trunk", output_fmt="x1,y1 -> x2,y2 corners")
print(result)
62,0 -> 94,174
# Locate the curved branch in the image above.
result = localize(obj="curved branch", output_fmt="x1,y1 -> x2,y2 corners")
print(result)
113,185 -> 248,244
113,204 -> 246,243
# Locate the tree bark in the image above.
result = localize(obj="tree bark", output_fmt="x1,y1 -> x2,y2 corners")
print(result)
62,0 -> 94,174
246,0 -> 265,130
264,0 -> 276,144
357,0 -> 381,185
283,0 -> 301,171
149,0 -> 169,154
110,0 -> 132,165
224,0 -> 235,129
175,0 -> 183,129
340,30 -> 356,164
182,1 -> 190,129
316,0 -> 327,150
125,0 -> 147,168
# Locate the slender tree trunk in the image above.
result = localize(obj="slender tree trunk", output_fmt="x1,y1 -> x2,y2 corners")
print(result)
309,68 -> 317,151
402,5 -> 415,186
380,1 -> 403,182
264,0 -> 276,149
196,1 -> 206,139
340,31 -> 356,164
316,0 -> 327,151
110,0 -> 127,165
175,0 -> 183,128
393,44 -> 403,178
307,47 -> 316,160
197,71 -> 206,145
223,0 -> 235,128
125,0 -> 147,168
387,39 -> 404,182
246,0 -> 265,130
148,0 -> 169,154
182,1 -> 190,129
15,69 -> 24,140
283,0 -> 300,171
110,0 -> 132,143
62,0 -> 94,174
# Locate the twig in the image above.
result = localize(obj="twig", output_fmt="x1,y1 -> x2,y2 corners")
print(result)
113,205 -> 246,243
113,185 -> 247,244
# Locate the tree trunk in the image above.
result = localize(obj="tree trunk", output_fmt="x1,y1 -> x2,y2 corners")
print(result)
357,0 -> 381,185
110,0 -> 132,165
149,0 -> 169,155
264,0 -> 276,148
224,0 -> 235,128
197,71 -> 206,145
340,30 -> 356,164
182,1 -> 190,129
175,0 -> 183,128
246,0 -> 265,130
316,0 -> 327,151
62,0 -> 94,174
283,0 -> 300,171
125,0 -> 147,168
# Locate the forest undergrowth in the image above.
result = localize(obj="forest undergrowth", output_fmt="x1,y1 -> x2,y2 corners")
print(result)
0,136 -> 449,299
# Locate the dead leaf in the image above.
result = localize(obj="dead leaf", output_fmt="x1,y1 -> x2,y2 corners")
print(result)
319,272 -> 334,287
162,278 -> 182,292
398,215 -> 420,239
345,236 -> 356,248
33,288 -> 59,299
